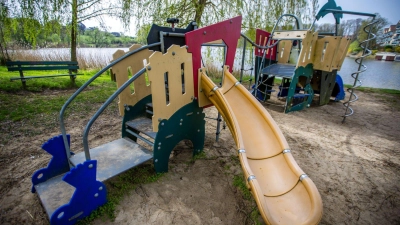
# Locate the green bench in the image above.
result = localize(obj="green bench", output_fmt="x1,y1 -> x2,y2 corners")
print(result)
6,61 -> 83,88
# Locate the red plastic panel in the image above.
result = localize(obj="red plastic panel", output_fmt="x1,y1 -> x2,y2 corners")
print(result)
185,16 -> 242,98
254,29 -> 277,60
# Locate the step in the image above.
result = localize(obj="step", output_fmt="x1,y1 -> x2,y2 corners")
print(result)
146,103 -> 153,109
261,64 -> 296,78
34,138 -> 153,219
126,117 -> 157,140
35,175 -> 75,219
145,103 -> 154,118
70,138 -> 153,181
292,93 -> 310,98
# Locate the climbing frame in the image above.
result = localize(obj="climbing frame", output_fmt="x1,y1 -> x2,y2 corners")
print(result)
111,44 -> 154,115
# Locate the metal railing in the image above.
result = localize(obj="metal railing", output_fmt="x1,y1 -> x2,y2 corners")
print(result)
59,43 -> 161,167
82,68 -> 147,160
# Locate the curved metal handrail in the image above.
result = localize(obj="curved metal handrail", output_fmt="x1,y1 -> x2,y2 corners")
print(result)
82,68 -> 147,160
60,43 -> 160,165
270,14 -> 303,35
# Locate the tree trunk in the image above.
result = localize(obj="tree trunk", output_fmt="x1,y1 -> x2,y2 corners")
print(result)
0,24 -> 11,65
71,0 -> 77,63
194,0 -> 207,25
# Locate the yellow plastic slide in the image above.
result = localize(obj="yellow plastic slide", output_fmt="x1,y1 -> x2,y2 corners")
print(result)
200,66 -> 323,224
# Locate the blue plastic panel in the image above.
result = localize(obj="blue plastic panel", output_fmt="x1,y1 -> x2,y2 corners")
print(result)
31,134 -> 71,193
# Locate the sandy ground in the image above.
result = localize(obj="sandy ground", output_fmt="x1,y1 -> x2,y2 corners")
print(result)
0,89 -> 399,225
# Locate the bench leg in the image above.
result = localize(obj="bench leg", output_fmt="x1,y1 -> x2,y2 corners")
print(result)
69,75 -> 76,85
18,70 -> 27,89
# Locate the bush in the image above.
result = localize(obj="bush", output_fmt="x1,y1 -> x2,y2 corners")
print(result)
384,45 -> 394,52
372,50 -> 378,55
348,40 -> 360,53
354,47 -> 363,52
395,46 -> 400,53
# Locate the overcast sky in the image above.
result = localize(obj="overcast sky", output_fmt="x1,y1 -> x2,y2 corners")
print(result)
316,0 -> 399,24
84,0 -> 399,36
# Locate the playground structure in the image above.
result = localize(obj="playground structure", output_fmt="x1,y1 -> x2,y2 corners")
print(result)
30,1 -> 378,224
246,1 -> 377,115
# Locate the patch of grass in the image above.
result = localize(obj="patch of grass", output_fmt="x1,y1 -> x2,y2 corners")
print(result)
233,174 -> 253,200
233,174 -> 263,225
188,151 -> 207,164
193,151 -> 207,160
0,67 -> 117,122
77,164 -> 164,224
0,66 -> 113,92
346,86 -> 400,95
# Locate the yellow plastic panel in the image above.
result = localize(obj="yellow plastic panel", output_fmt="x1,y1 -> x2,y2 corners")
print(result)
297,31 -> 318,68
111,44 -> 153,115
147,45 -> 194,132
333,37 -> 351,71
313,36 -> 341,71
277,40 -> 293,64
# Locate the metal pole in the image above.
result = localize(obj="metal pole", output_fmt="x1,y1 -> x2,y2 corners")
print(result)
216,45 -> 227,142
59,42 -> 161,167
239,39 -> 247,83
82,68 -> 146,160
160,31 -> 165,53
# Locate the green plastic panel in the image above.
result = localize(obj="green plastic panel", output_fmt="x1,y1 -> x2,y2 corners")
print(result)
285,64 -> 314,113
316,0 -> 342,24
153,100 -> 205,173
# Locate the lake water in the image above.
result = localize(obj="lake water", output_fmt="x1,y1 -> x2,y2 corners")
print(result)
16,48 -> 400,90
339,57 -> 400,90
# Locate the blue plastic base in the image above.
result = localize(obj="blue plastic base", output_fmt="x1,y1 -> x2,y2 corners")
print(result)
50,160 -> 107,225
334,74 -> 345,101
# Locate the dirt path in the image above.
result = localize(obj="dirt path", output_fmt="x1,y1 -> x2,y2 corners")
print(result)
1,90 -> 399,224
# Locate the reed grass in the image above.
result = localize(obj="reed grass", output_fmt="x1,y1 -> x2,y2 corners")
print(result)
9,49 -> 112,70
202,63 -> 254,85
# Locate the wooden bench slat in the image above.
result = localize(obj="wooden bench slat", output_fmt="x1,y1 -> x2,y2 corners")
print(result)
6,61 -> 78,66
6,60 -> 82,88
7,66 -> 79,71
10,73 -> 84,81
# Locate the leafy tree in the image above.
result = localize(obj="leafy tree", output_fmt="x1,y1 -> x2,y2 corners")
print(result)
85,27 -> 113,47
357,13 -> 388,49
316,23 -> 336,33
0,1 -> 16,63
129,0 -> 319,43
2,0 -> 320,64
135,24 -> 152,45
5,0 -> 133,62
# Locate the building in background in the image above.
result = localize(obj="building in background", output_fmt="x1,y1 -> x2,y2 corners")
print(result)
382,21 -> 400,46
